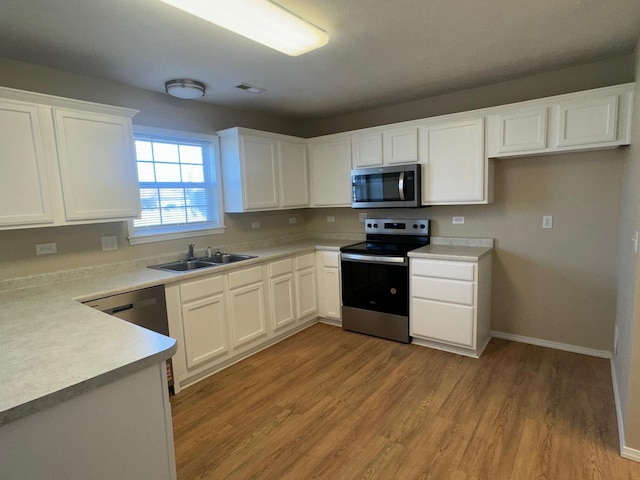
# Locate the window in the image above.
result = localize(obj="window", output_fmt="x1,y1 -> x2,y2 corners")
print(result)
128,126 -> 225,244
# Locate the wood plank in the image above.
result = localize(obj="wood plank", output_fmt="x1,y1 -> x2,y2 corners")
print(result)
170,323 -> 640,479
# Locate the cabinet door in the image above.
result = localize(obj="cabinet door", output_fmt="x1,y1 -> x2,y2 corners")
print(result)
278,141 -> 309,208
309,137 -> 352,207
269,273 -> 296,331
229,282 -> 268,349
0,101 -> 53,227
420,118 -> 485,204
383,126 -> 418,164
495,107 -> 548,154
296,267 -> 318,319
240,135 -> 279,210
182,293 -> 229,369
555,95 -> 618,147
322,267 -> 341,320
53,108 -> 140,221
352,132 -> 383,167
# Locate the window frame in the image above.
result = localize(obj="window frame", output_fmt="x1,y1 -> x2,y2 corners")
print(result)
127,126 -> 225,245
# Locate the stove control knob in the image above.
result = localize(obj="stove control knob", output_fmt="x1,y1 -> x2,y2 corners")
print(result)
413,224 -> 418,229
420,224 -> 426,229
373,223 -> 378,228
367,223 -> 372,228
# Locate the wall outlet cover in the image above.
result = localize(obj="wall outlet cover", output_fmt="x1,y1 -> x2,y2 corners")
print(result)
35,243 -> 57,255
452,216 -> 465,225
327,216 -> 336,223
359,213 -> 367,223
251,221 -> 261,229
543,216 -> 553,229
101,236 -> 118,251
289,217 -> 297,225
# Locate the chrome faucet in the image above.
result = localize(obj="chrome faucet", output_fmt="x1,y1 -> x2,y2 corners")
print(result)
187,242 -> 196,260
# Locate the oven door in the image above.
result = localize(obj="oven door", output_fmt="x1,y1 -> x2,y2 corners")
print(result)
341,253 -> 409,316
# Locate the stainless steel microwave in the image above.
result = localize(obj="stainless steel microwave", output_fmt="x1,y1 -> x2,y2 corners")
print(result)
351,164 -> 421,208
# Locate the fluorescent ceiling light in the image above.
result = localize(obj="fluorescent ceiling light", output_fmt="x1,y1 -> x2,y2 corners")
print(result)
159,0 -> 329,56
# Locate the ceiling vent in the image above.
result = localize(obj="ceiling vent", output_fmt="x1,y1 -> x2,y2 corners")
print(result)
236,83 -> 267,94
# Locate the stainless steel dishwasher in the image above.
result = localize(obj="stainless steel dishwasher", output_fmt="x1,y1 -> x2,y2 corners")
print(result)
83,285 -> 174,391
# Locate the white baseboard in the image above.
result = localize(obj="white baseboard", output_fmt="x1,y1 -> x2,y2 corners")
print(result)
622,446 -> 640,462
490,331 -> 611,359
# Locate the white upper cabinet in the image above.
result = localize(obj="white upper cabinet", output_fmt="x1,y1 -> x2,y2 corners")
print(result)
383,126 -> 419,164
53,108 -> 140,221
278,140 -> 309,208
0,100 -> 53,227
308,135 -> 352,207
351,127 -> 419,168
219,127 -> 308,212
494,106 -> 548,155
487,83 -> 633,158
0,87 -> 140,230
419,117 -> 488,205
351,132 -> 383,167
554,94 -> 618,147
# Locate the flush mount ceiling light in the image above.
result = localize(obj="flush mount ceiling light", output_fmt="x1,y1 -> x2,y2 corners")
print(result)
165,79 -> 206,99
159,0 -> 329,56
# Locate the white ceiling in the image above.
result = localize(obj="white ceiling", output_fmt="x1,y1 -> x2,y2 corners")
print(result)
1,0 -> 639,119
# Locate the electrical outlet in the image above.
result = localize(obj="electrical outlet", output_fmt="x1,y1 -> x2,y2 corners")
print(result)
452,216 -> 464,225
633,231 -> 638,255
327,216 -> 335,223
543,216 -> 553,229
289,217 -> 297,225
251,221 -> 260,229
359,213 -> 367,223
35,242 -> 57,255
614,325 -> 619,355
101,236 -> 118,251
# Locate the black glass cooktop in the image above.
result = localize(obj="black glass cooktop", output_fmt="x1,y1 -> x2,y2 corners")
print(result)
341,235 -> 430,256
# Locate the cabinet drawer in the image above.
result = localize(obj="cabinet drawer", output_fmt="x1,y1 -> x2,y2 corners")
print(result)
228,265 -> 264,289
180,275 -> 224,303
411,298 -> 474,347
320,251 -> 340,268
295,252 -> 316,270
412,277 -> 474,305
412,259 -> 475,281
269,257 -> 293,277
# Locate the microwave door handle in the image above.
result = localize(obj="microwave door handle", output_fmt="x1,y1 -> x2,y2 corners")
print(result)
398,172 -> 405,201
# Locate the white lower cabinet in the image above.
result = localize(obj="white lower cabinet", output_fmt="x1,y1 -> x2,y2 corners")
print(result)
168,251 -> 328,391
410,254 -> 492,357
267,257 -> 297,332
316,250 -> 342,322
228,266 -> 268,350
180,275 -> 229,369
295,253 -> 318,320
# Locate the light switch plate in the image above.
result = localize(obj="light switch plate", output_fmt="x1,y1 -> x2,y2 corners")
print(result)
543,216 -> 553,229
289,217 -> 297,225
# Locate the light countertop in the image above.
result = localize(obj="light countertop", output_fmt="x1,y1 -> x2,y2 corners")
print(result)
0,238 -> 351,426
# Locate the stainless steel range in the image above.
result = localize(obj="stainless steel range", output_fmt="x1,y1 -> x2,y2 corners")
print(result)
340,218 -> 430,343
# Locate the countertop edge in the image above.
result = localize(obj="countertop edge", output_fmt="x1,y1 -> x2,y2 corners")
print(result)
1,340 -> 176,427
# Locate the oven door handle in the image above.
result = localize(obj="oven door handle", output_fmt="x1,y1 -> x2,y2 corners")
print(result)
398,171 -> 405,201
341,253 -> 408,265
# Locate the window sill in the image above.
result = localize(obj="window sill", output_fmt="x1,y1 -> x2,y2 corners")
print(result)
128,225 -> 226,245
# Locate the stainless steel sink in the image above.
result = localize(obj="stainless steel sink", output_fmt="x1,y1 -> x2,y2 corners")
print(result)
149,253 -> 257,272
204,253 -> 256,264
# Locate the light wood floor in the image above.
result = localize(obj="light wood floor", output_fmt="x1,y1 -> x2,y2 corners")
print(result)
170,323 -> 640,479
